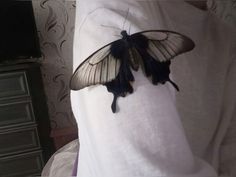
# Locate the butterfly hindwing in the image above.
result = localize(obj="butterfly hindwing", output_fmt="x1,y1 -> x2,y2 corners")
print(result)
70,41 -> 122,90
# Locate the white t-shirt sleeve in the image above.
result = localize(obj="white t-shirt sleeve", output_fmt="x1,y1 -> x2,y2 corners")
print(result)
71,0 -> 218,177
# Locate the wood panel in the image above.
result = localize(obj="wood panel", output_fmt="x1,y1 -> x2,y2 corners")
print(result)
0,100 -> 35,129
0,72 -> 29,100
0,151 -> 44,177
0,126 -> 40,157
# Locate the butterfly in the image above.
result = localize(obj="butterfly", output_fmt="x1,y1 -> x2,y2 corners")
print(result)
70,30 -> 195,113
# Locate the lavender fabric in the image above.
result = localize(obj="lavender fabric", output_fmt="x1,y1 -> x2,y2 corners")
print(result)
71,153 -> 78,176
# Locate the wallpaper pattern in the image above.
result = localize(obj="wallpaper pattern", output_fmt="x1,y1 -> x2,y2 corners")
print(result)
32,0 -> 77,128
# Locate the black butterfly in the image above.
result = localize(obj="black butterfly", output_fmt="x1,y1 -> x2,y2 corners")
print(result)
70,30 -> 195,113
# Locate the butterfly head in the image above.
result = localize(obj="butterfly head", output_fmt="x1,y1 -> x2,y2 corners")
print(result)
121,30 -> 129,39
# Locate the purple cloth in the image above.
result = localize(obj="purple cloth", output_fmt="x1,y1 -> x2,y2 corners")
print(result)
71,153 -> 78,176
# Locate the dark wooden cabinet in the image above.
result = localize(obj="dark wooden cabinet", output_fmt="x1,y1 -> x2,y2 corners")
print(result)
0,62 -> 55,177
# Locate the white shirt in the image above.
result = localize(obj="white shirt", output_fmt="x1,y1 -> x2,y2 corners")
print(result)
71,0 -> 236,176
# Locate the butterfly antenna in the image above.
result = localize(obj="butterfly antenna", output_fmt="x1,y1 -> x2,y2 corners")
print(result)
128,23 -> 131,35
78,7 -> 106,35
122,8 -> 130,30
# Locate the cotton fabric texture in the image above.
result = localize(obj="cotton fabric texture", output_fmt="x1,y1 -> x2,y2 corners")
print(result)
69,0 -> 236,177
41,139 -> 79,177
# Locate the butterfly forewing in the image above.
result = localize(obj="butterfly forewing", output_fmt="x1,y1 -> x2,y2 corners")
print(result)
107,55 -> 118,80
89,45 -> 111,65
135,30 -> 195,62
70,42 -> 121,90
140,31 -> 168,41
148,40 -> 170,61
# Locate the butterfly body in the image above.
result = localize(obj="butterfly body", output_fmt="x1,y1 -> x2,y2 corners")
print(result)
70,30 -> 195,113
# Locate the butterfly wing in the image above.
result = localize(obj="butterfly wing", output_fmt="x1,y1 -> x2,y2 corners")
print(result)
130,30 -> 195,90
132,30 -> 195,62
70,41 -> 122,90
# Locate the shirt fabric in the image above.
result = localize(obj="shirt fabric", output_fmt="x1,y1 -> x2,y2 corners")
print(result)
70,0 -> 236,176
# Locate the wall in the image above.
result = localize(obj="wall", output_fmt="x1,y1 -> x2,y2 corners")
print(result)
32,0 -> 77,129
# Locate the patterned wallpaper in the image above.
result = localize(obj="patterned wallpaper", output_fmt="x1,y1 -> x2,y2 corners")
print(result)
32,0 -> 77,129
